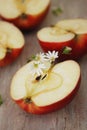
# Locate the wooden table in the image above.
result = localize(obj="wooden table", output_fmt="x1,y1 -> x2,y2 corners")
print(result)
0,0 -> 87,130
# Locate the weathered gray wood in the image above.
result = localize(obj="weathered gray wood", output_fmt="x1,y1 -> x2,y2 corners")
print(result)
0,0 -> 87,130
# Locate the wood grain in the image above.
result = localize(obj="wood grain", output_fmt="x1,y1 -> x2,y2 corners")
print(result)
0,0 -> 87,130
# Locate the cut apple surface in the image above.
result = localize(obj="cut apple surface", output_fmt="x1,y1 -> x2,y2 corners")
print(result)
0,0 -> 50,29
11,60 -> 81,114
11,61 -> 62,100
0,21 -> 25,66
37,27 -> 75,43
32,60 -> 80,106
56,19 -> 87,34
37,19 -> 87,60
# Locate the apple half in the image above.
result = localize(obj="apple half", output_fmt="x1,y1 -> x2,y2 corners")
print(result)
0,0 -> 50,30
0,21 -> 25,67
11,60 -> 81,114
37,19 -> 87,60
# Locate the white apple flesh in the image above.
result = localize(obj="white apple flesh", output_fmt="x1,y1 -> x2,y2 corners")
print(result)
56,19 -> 87,34
37,27 -> 75,43
0,21 -> 24,66
11,60 -> 81,114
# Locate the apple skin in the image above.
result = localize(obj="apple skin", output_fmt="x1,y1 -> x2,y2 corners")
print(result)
0,47 -> 24,67
38,34 -> 87,61
38,39 -> 74,52
72,34 -> 87,59
0,5 -> 50,30
15,76 -> 81,115
38,38 -> 75,61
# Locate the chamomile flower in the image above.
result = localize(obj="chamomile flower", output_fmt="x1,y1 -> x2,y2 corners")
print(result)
29,51 -> 59,76
35,52 -> 46,62
31,61 -> 46,76
45,51 -> 59,62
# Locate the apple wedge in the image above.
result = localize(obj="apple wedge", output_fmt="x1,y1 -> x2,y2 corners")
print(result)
0,21 -> 25,66
10,60 -> 81,114
0,0 -> 50,30
37,19 -> 87,60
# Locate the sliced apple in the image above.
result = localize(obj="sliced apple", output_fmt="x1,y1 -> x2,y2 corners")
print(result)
37,19 -> 87,60
0,21 -> 25,66
11,60 -> 81,114
0,0 -> 50,29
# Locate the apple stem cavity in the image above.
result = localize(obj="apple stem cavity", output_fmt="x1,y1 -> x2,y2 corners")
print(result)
20,13 -> 27,19
24,97 -> 32,104
7,48 -> 12,53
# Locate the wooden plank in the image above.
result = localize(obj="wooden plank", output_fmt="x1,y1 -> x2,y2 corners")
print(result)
0,0 -> 87,130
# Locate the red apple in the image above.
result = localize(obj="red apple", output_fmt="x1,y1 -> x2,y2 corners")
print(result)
10,60 -> 81,114
37,19 -> 87,60
0,21 -> 25,67
0,0 -> 50,30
